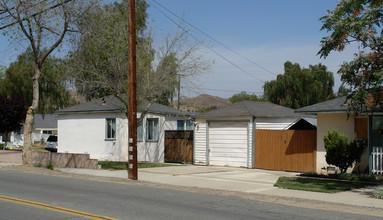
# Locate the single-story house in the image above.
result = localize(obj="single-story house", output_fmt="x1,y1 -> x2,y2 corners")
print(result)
1,114 -> 58,147
193,101 -> 317,172
55,96 -> 193,162
32,114 -> 58,143
295,96 -> 374,173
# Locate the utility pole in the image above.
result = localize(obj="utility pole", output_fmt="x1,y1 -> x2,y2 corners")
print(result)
128,0 -> 137,180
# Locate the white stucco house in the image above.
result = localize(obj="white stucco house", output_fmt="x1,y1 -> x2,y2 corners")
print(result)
55,96 -> 192,162
193,101 -> 316,171
295,96 -> 375,173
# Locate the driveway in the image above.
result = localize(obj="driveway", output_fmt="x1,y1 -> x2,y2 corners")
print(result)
138,165 -> 299,193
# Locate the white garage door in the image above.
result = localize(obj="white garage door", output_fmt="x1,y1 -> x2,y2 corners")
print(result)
208,122 -> 248,167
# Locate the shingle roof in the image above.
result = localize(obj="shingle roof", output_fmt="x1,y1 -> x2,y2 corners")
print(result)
33,114 -> 57,129
295,96 -> 347,114
55,96 -> 190,116
194,101 -> 297,118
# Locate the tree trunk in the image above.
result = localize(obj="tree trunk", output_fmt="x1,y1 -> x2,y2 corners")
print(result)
22,65 -> 41,165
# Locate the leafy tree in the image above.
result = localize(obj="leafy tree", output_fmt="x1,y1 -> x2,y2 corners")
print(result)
0,0 -> 96,164
263,61 -> 334,109
318,0 -> 383,114
0,94 -> 26,144
337,83 -> 352,97
229,91 -> 261,103
0,48 -> 74,113
66,0 -> 209,112
323,130 -> 366,174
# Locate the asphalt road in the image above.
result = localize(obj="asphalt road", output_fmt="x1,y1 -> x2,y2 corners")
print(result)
0,169 -> 380,220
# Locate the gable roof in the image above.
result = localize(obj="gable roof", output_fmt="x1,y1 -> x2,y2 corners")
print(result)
33,114 -> 57,129
55,96 -> 190,116
295,96 -> 347,114
194,101 -> 297,118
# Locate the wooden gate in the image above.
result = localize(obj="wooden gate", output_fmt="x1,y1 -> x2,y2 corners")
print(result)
254,130 -> 316,172
165,131 -> 193,164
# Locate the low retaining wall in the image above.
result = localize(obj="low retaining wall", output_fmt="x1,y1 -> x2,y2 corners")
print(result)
32,152 -> 99,169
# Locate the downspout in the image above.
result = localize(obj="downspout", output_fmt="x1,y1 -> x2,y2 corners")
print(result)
252,117 -> 256,169
206,121 -> 209,166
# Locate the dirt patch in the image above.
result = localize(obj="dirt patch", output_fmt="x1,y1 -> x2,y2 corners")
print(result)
1,164 -> 383,217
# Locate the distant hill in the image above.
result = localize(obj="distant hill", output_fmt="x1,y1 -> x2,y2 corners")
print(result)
175,94 -> 230,112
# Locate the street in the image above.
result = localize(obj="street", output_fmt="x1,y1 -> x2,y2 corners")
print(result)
0,168 -> 380,220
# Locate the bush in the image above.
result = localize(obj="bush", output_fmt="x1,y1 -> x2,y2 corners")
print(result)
375,186 -> 383,199
324,130 -> 366,174
46,162 -> 54,170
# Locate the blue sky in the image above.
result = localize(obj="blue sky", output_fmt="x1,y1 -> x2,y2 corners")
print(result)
147,0 -> 356,98
0,0 -> 356,98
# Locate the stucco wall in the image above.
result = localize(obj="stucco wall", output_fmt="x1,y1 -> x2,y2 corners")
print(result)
316,113 -> 355,172
137,113 -> 165,163
58,112 -> 187,163
58,112 -> 129,161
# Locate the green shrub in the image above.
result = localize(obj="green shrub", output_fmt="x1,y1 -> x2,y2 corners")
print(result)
34,163 -> 42,168
324,130 -> 366,174
46,162 -> 54,170
375,186 -> 383,199
339,173 -> 378,182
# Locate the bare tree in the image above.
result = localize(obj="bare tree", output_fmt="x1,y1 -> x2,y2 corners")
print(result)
0,0 -> 97,164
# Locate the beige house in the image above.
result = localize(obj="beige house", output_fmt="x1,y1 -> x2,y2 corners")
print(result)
296,96 -> 372,173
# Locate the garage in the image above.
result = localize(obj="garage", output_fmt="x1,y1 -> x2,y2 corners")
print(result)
208,121 -> 249,167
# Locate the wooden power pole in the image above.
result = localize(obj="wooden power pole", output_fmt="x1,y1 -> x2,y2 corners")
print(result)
128,0 -> 137,180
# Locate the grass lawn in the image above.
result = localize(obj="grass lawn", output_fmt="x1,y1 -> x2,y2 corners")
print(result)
274,177 -> 377,193
98,161 -> 185,170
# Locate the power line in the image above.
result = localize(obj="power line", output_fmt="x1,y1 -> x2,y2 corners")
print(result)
197,87 -> 263,94
150,0 -> 277,77
150,2 -> 265,83
0,0 -> 74,31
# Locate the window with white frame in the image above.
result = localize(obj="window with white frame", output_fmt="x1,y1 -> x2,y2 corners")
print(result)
106,118 -> 116,140
177,120 -> 193,130
146,118 -> 158,141
137,119 -> 143,142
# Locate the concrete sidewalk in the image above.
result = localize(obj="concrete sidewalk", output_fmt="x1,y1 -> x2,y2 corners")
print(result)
51,165 -> 383,212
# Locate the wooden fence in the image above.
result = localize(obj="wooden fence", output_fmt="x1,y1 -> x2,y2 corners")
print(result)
254,129 -> 316,172
164,131 -> 193,164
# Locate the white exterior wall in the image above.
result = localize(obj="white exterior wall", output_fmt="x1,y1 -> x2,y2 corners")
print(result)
255,117 -> 298,130
193,117 -> 253,168
317,113 -> 355,172
194,118 -> 207,165
137,113 -> 166,163
58,112 -> 190,163
58,112 -> 129,161
163,116 -> 191,130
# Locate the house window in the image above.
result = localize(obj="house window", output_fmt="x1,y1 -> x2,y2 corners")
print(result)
146,118 -> 158,141
137,119 -> 143,142
43,130 -> 53,134
106,118 -> 116,140
177,120 -> 184,130
186,120 -> 193,130
177,120 -> 193,130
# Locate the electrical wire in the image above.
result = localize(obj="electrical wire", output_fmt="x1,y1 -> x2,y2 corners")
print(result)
150,0 -> 277,77
150,2 -> 265,83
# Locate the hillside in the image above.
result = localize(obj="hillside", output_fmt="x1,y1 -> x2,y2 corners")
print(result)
175,94 -> 230,112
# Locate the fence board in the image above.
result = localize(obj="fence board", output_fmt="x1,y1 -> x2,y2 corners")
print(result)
165,131 -> 193,164
254,130 -> 316,172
